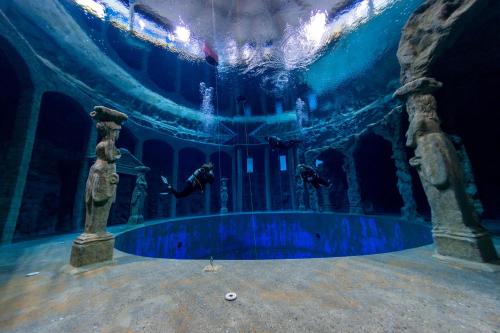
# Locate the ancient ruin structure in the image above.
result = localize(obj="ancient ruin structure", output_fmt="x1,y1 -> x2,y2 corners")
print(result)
70,106 -> 128,267
394,0 -> 498,263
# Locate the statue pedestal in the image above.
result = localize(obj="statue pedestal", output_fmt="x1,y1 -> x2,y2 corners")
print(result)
70,232 -> 114,267
433,226 -> 498,263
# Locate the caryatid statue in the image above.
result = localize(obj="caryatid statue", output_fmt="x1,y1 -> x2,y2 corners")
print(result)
70,106 -> 128,267
128,168 -> 149,225
399,78 -> 497,263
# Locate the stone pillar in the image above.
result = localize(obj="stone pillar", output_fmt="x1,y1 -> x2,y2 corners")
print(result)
295,147 -> 305,210
0,89 -> 42,244
392,138 -> 418,222
320,187 -> 333,212
170,148 -> 178,218
70,106 -> 128,267
204,154 -> 211,214
264,146 -> 271,210
342,141 -> 364,214
73,123 -> 97,231
288,148 -> 297,210
236,148 -> 243,211
128,167 -> 150,225
395,77 -> 497,263
220,177 -> 229,214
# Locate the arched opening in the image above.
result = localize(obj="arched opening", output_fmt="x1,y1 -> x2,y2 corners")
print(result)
317,149 -> 349,212
142,140 -> 173,219
209,151 -> 232,213
0,37 -> 33,237
432,1 -> 500,224
354,133 -> 403,215
15,92 -> 91,240
177,148 -> 205,216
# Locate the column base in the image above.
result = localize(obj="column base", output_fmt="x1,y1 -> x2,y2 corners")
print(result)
127,215 -> 144,225
70,232 -> 114,267
220,208 -> 228,214
349,207 -> 364,214
433,227 -> 498,263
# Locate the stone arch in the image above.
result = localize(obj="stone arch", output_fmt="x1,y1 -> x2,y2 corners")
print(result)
0,35 -> 35,242
354,132 -> 403,215
142,140 -> 173,219
209,151 -> 232,213
15,92 -> 91,239
317,149 -> 349,212
177,147 -> 206,216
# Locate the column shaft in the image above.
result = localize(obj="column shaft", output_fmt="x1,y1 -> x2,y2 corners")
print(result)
170,149 -> 179,218
264,147 -> 271,210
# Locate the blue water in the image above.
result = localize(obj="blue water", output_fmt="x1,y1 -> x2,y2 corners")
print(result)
115,212 -> 432,260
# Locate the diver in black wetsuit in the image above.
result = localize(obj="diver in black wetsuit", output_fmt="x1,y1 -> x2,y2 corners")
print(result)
264,136 -> 302,150
296,163 -> 331,189
161,162 -> 215,199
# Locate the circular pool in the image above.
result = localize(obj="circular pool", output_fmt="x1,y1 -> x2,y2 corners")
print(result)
115,212 -> 432,260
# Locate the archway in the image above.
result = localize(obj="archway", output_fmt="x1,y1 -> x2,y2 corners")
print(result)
0,36 -> 33,240
242,146 -> 266,212
354,133 -> 403,215
269,148 -> 292,210
15,92 -> 91,239
317,149 -> 349,212
209,151 -> 232,213
142,140 -> 173,219
177,147 -> 205,216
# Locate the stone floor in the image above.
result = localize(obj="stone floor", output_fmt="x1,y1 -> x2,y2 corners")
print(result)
0,222 -> 499,333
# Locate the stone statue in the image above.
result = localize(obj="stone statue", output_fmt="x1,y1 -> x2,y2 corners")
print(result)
70,106 -> 128,267
220,177 -> 228,214
128,170 -> 149,225
400,81 -> 497,263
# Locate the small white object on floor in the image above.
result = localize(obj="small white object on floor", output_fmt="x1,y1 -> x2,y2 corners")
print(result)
25,272 -> 40,277
225,292 -> 237,301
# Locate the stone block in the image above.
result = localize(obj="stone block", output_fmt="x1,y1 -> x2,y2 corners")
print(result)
70,232 -> 114,267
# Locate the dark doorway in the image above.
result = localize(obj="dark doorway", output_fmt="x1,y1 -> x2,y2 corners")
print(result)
317,149 -> 349,212
354,133 -> 403,215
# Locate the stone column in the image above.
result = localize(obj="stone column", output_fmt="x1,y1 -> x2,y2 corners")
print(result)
73,123 -> 97,231
264,146 -> 271,210
395,77 -> 497,263
392,138 -> 418,222
204,154 -> 211,214
170,148 -> 178,218
288,148 -> 297,210
295,147 -> 305,210
342,140 -> 364,214
70,106 -> 128,267
0,89 -> 42,244
236,148 -> 243,211
320,187 -> 333,212
220,177 -> 229,214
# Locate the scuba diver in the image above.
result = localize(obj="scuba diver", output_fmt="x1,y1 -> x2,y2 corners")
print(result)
296,163 -> 331,189
265,136 -> 302,150
161,162 -> 215,199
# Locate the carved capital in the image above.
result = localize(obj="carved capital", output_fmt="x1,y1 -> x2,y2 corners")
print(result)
394,77 -> 443,100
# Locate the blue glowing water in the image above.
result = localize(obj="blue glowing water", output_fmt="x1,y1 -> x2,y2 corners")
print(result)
115,212 -> 432,260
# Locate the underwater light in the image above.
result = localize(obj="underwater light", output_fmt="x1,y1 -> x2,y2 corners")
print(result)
304,11 -> 327,45
75,0 -> 106,19
174,25 -> 191,43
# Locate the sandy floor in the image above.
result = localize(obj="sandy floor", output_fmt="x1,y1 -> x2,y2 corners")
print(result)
0,223 -> 499,333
